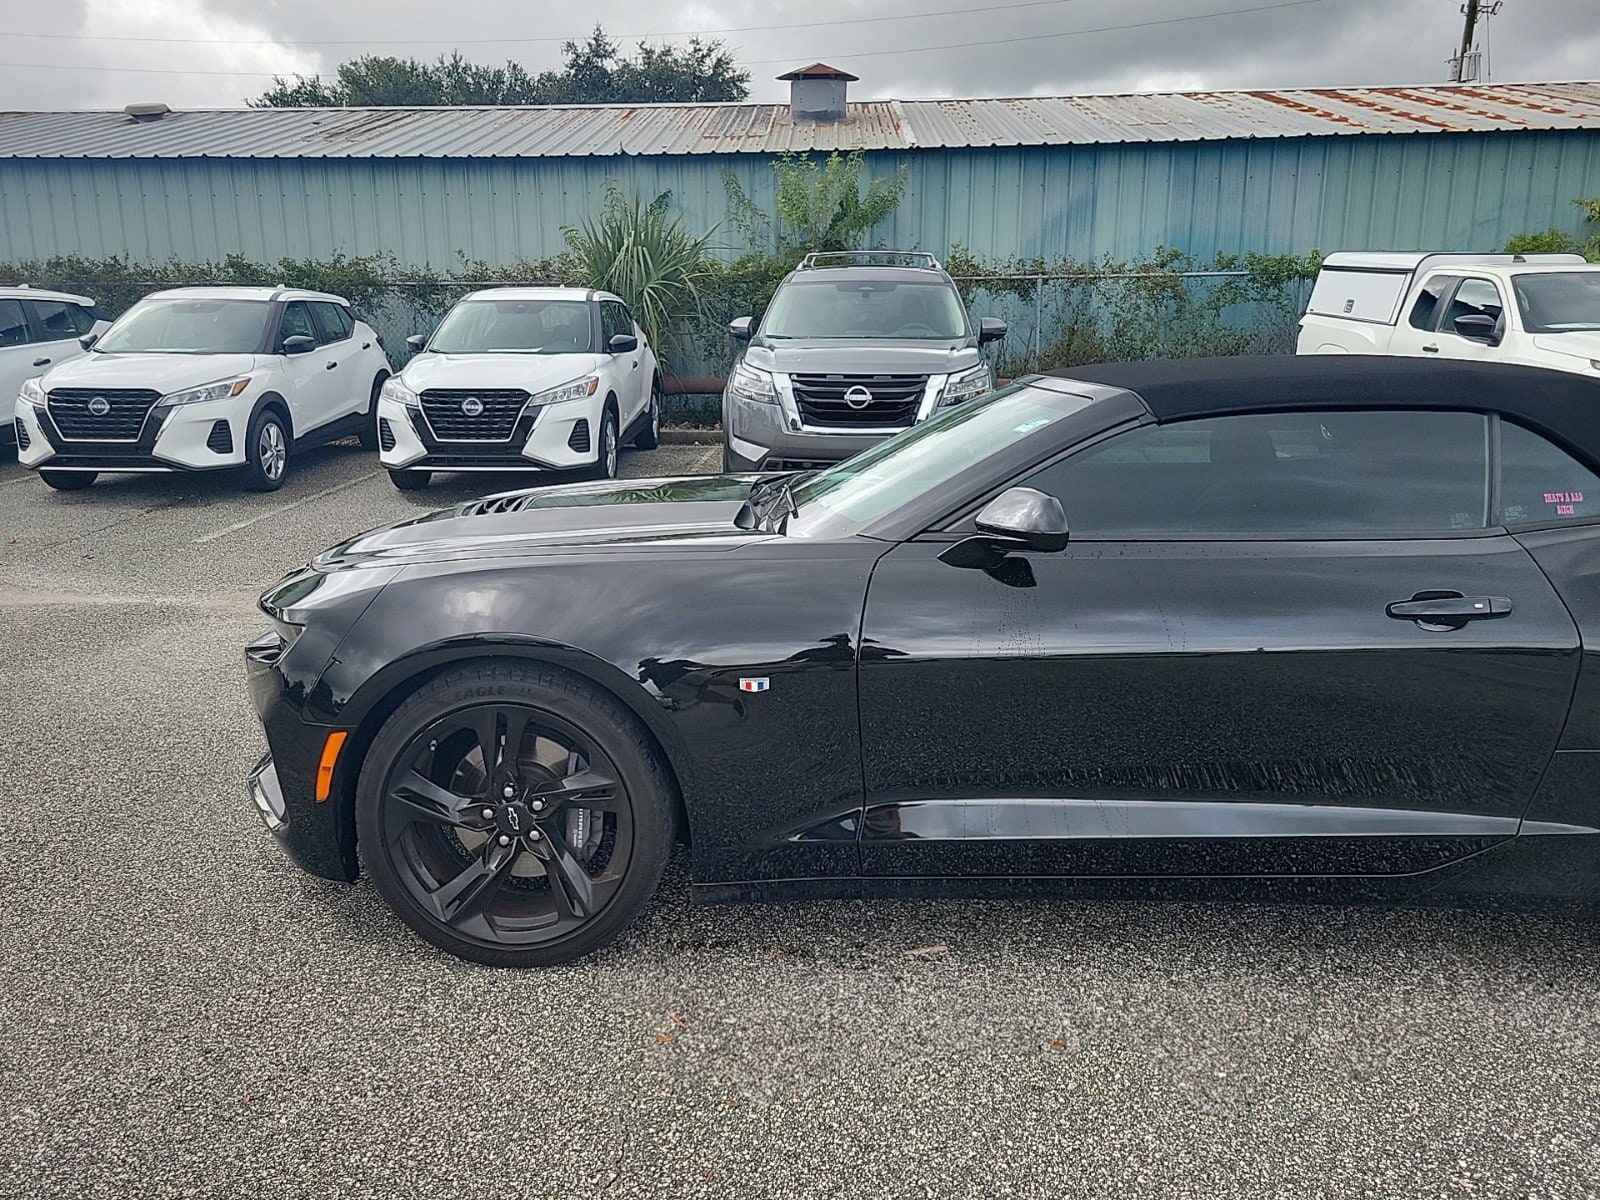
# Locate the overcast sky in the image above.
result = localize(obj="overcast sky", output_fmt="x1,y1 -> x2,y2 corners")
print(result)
5,0 -> 1598,110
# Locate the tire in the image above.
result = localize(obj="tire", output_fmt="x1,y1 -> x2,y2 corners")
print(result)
634,378 -> 661,450
357,373 -> 387,452
388,468 -> 432,491
40,469 -> 96,492
588,406 -> 620,481
355,661 -> 677,967
243,406 -> 290,492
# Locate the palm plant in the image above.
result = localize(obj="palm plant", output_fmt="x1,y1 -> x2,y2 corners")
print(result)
562,187 -> 716,367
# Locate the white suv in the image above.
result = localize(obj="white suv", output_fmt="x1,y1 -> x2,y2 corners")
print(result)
377,287 -> 660,490
15,286 -> 392,492
2,287 -> 110,454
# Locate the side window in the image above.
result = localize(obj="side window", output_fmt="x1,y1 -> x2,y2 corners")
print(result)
278,301 -> 316,347
1497,421 -> 1600,525
601,302 -> 632,347
27,300 -> 96,341
1444,277 -> 1504,337
1408,276 -> 1453,331
1025,410 -> 1490,536
0,299 -> 30,347
309,301 -> 352,344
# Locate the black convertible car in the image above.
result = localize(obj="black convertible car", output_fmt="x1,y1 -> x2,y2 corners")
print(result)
247,355 -> 1600,966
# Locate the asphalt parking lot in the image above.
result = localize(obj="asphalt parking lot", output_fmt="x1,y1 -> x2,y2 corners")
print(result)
4,440 -> 1600,1200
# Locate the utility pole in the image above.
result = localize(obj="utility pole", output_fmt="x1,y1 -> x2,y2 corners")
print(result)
1452,0 -> 1481,81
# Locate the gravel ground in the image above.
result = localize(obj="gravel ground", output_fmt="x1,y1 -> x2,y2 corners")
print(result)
3,440 -> 1600,1199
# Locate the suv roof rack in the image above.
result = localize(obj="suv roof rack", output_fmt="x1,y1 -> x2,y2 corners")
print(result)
797,250 -> 942,271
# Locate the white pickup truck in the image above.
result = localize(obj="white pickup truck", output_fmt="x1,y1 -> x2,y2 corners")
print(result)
1296,252 -> 1600,377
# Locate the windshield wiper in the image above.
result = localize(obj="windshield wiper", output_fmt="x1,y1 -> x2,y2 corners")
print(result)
733,470 -> 816,532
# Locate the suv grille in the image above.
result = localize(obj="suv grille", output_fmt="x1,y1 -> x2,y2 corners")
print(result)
791,375 -> 927,428
46,389 -> 161,442
419,390 -> 530,442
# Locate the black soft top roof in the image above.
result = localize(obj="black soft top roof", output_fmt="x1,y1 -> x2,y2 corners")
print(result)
1048,355 -> 1600,467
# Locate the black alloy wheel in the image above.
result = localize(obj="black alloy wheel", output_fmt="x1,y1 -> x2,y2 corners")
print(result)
634,378 -> 661,450
356,663 -> 675,966
243,407 -> 290,492
39,470 -> 96,491
358,373 -> 387,451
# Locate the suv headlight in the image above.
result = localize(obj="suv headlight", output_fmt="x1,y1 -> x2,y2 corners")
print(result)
381,377 -> 419,408
19,377 -> 45,407
729,361 -> 777,404
941,364 -> 993,407
530,376 -> 600,406
164,377 -> 251,406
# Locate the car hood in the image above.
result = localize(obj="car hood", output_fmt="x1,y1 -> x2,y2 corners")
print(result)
40,352 -> 264,393
1532,332 -> 1600,364
315,474 -> 772,568
399,352 -> 608,393
742,338 -> 982,376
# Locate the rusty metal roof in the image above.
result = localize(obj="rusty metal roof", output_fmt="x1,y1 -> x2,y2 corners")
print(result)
0,82 -> 1595,159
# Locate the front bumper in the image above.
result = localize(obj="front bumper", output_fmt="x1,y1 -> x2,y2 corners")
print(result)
16,393 -> 250,473
722,394 -> 898,470
378,396 -> 598,472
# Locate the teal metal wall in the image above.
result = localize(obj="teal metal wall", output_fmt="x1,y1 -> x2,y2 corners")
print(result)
2,130 -> 1597,267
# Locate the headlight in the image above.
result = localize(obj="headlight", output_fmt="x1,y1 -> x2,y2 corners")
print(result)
941,364 -> 993,407
19,377 -> 45,406
529,376 -> 599,406
729,362 -> 777,404
380,377 -> 419,408
163,377 -> 251,406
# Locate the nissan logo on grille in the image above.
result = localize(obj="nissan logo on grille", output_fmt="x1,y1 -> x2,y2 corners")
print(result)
843,386 -> 874,410
87,396 -> 112,417
460,397 -> 485,417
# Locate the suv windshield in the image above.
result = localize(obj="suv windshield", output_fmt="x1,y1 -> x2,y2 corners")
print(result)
1513,272 -> 1600,333
96,298 -> 271,355
761,278 -> 968,340
429,299 -> 594,354
784,381 -> 1088,538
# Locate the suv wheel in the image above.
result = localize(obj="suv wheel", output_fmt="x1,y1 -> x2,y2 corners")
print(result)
243,408 -> 290,492
634,379 -> 661,450
590,408 -> 619,481
40,470 -> 96,492
389,468 -> 432,491
358,373 -> 387,451
354,661 -> 677,966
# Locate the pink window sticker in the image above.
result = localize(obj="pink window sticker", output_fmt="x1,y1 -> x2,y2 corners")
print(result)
1544,491 -> 1585,505
1559,504 -> 1576,515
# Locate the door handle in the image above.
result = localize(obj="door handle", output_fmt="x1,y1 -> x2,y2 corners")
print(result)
325,361 -> 338,370
32,357 -> 51,367
1386,594 -> 1512,621
1422,344 -> 1440,353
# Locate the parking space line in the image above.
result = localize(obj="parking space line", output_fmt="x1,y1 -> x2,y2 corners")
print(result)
194,471 -> 380,545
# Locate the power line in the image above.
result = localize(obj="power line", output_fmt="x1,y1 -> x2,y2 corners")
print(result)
0,0 -> 1341,80
0,0 -> 1096,48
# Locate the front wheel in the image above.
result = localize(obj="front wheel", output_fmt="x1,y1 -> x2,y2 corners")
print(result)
634,379 -> 661,450
588,408 -> 620,481
357,373 -> 387,451
40,469 -> 96,492
388,468 -> 432,491
243,408 -> 290,492
354,662 -> 677,967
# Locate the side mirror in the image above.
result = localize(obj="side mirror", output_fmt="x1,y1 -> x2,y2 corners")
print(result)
728,317 -> 754,342
281,334 -> 317,356
1453,313 -> 1501,345
608,332 -> 638,354
78,332 -> 99,351
978,317 -> 1008,345
405,334 -> 428,354
939,487 -> 1069,569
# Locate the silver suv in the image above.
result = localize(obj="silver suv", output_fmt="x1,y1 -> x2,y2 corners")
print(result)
721,252 -> 1006,471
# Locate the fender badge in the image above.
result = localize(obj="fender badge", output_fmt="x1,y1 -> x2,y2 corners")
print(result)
739,678 -> 770,693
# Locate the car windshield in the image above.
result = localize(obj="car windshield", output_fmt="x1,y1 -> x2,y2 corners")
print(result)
428,299 -> 594,353
95,298 -> 271,355
1513,272 -> 1600,333
783,381 -> 1087,538
760,278 -> 969,340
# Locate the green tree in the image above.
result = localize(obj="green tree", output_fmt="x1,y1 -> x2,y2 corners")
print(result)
252,27 -> 749,107
724,151 -> 909,258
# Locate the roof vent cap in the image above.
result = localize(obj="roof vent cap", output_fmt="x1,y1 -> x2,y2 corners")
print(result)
778,63 -> 857,125
124,103 -> 171,124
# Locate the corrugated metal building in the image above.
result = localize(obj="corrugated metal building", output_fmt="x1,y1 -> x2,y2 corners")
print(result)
1,79 -> 1598,267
